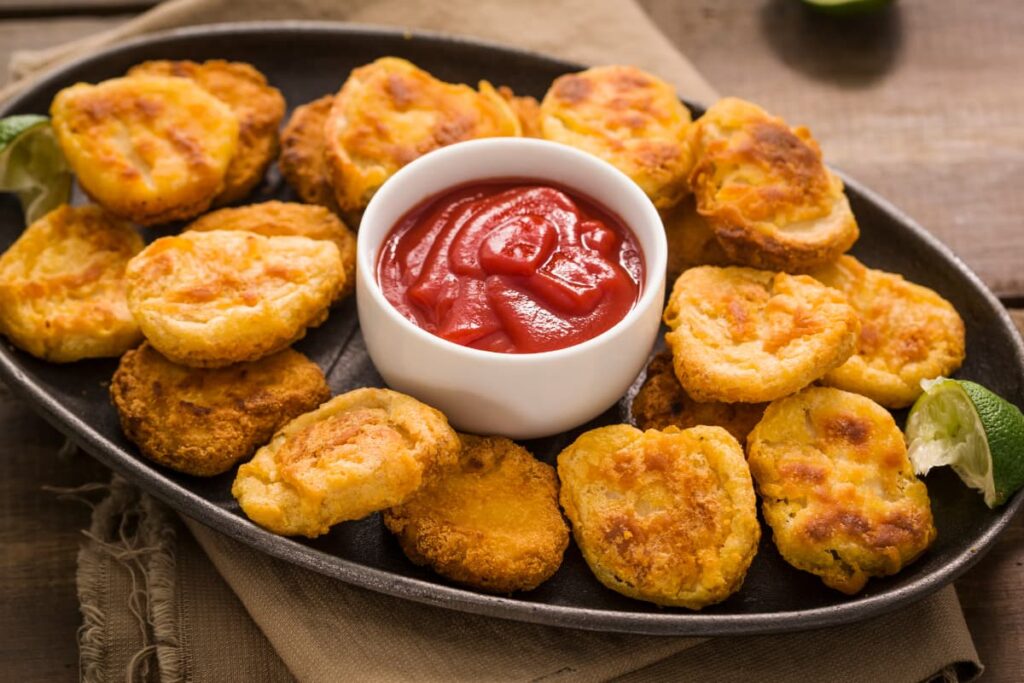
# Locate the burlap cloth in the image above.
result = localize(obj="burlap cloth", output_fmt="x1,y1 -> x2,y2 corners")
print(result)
4,1 -> 983,680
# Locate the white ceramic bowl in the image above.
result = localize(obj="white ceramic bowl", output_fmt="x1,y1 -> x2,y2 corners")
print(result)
356,138 -> 666,439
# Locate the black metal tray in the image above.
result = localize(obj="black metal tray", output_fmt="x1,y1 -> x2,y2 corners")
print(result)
1,22 -> 1021,636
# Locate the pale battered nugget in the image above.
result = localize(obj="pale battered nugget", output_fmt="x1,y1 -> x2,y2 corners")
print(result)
50,76 -> 238,225
541,66 -> 692,208
125,230 -> 343,367
558,425 -> 759,608
661,196 -> 733,284
632,351 -> 766,444
128,60 -> 286,205
664,266 -> 859,403
233,388 -> 460,537
324,57 -> 521,213
384,434 -> 568,593
747,387 -> 936,594
0,204 -> 142,362
497,86 -> 543,138
279,95 -> 338,211
187,201 -> 356,300
809,256 -> 966,408
111,343 -> 329,476
689,98 -> 859,271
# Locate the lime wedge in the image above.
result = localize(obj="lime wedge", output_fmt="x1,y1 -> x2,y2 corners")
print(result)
0,115 -> 72,225
906,377 -> 1024,508
802,0 -> 893,16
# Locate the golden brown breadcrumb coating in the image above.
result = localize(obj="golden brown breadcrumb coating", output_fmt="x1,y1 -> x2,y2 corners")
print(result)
661,196 -> 734,284
747,387 -> 936,594
384,434 -> 568,593
111,343 -> 329,476
0,204 -> 142,361
497,85 -> 543,138
278,94 -> 339,212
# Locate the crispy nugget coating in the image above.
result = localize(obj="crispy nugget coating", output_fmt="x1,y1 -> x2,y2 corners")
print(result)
325,57 -> 521,213
186,201 -> 356,300
0,204 -> 142,362
128,60 -> 286,205
50,76 -> 239,225
689,98 -> 858,271
558,425 -> 759,608
111,343 -> 329,476
809,256 -> 966,408
747,387 -> 936,594
232,388 -> 460,538
497,86 -> 543,138
541,66 -> 693,209
661,196 -> 734,284
125,230 -> 343,367
663,266 -> 859,403
384,434 -> 569,593
633,351 -> 766,444
279,95 -> 339,211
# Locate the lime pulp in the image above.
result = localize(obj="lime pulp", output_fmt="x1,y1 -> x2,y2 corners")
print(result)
0,115 -> 72,225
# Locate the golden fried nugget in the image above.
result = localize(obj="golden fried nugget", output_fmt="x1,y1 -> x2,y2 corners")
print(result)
747,387 -> 936,594
384,434 -> 568,593
497,85 -> 543,138
541,65 -> 693,209
128,60 -> 286,205
125,230 -> 343,367
558,424 -> 759,608
324,57 -> 521,213
0,204 -> 142,362
111,343 -> 329,476
632,351 -> 766,444
661,196 -> 734,284
809,256 -> 966,408
186,201 -> 356,300
232,388 -> 460,537
279,94 -> 339,211
689,98 -> 858,271
663,266 -> 860,403
51,76 -> 239,225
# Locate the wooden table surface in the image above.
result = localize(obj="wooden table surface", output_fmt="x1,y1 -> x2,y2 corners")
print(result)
0,1 -> 1021,680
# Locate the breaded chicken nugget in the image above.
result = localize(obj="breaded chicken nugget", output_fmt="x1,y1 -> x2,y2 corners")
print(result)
497,86 -> 543,138
128,60 -> 286,205
632,351 -> 766,444
233,388 -> 460,537
540,66 -> 693,209
809,256 -> 966,408
661,196 -> 733,284
0,204 -> 142,362
558,424 -> 759,608
50,76 -> 238,225
747,387 -> 936,594
111,343 -> 329,476
663,266 -> 859,403
384,434 -> 568,593
689,98 -> 858,271
325,57 -> 521,213
279,94 -> 339,211
125,230 -> 343,367
186,201 -> 356,300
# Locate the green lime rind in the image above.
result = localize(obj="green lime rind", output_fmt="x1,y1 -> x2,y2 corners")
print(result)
802,0 -> 893,17
0,116 -> 72,225
959,380 -> 1024,507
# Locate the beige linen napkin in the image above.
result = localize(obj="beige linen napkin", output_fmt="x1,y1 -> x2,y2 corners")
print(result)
6,0 -> 982,680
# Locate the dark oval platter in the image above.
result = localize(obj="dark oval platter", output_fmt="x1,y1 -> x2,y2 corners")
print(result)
1,22 -> 1021,636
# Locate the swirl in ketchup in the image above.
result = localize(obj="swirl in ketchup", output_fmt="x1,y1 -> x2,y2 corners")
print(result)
376,179 -> 645,353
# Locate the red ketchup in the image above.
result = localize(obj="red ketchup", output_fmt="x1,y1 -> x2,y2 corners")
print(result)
376,180 -> 644,353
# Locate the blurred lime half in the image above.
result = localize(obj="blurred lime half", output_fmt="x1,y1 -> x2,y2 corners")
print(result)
802,0 -> 894,16
906,377 -> 1024,508
0,115 -> 72,225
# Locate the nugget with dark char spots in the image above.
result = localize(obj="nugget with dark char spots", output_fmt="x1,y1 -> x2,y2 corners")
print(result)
279,94 -> 339,211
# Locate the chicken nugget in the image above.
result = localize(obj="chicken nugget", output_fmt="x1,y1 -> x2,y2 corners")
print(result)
279,94 -> 339,211
661,196 -> 734,284
128,60 -> 286,205
125,230 -> 343,367
111,343 -> 329,476
233,387 -> 460,537
689,98 -> 858,271
747,387 -> 936,594
558,424 -> 759,608
663,266 -> 859,403
632,351 -> 766,444
0,204 -> 142,362
324,57 -> 521,213
540,66 -> 693,209
384,434 -> 568,593
186,201 -> 356,300
497,85 -> 543,138
50,76 -> 238,225
809,256 -> 966,408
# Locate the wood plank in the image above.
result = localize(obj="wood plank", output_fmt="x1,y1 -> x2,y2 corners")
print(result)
0,1 -> 157,18
0,15 -> 126,88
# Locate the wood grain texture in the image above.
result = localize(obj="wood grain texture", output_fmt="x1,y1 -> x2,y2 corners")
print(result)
0,15 -> 126,87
